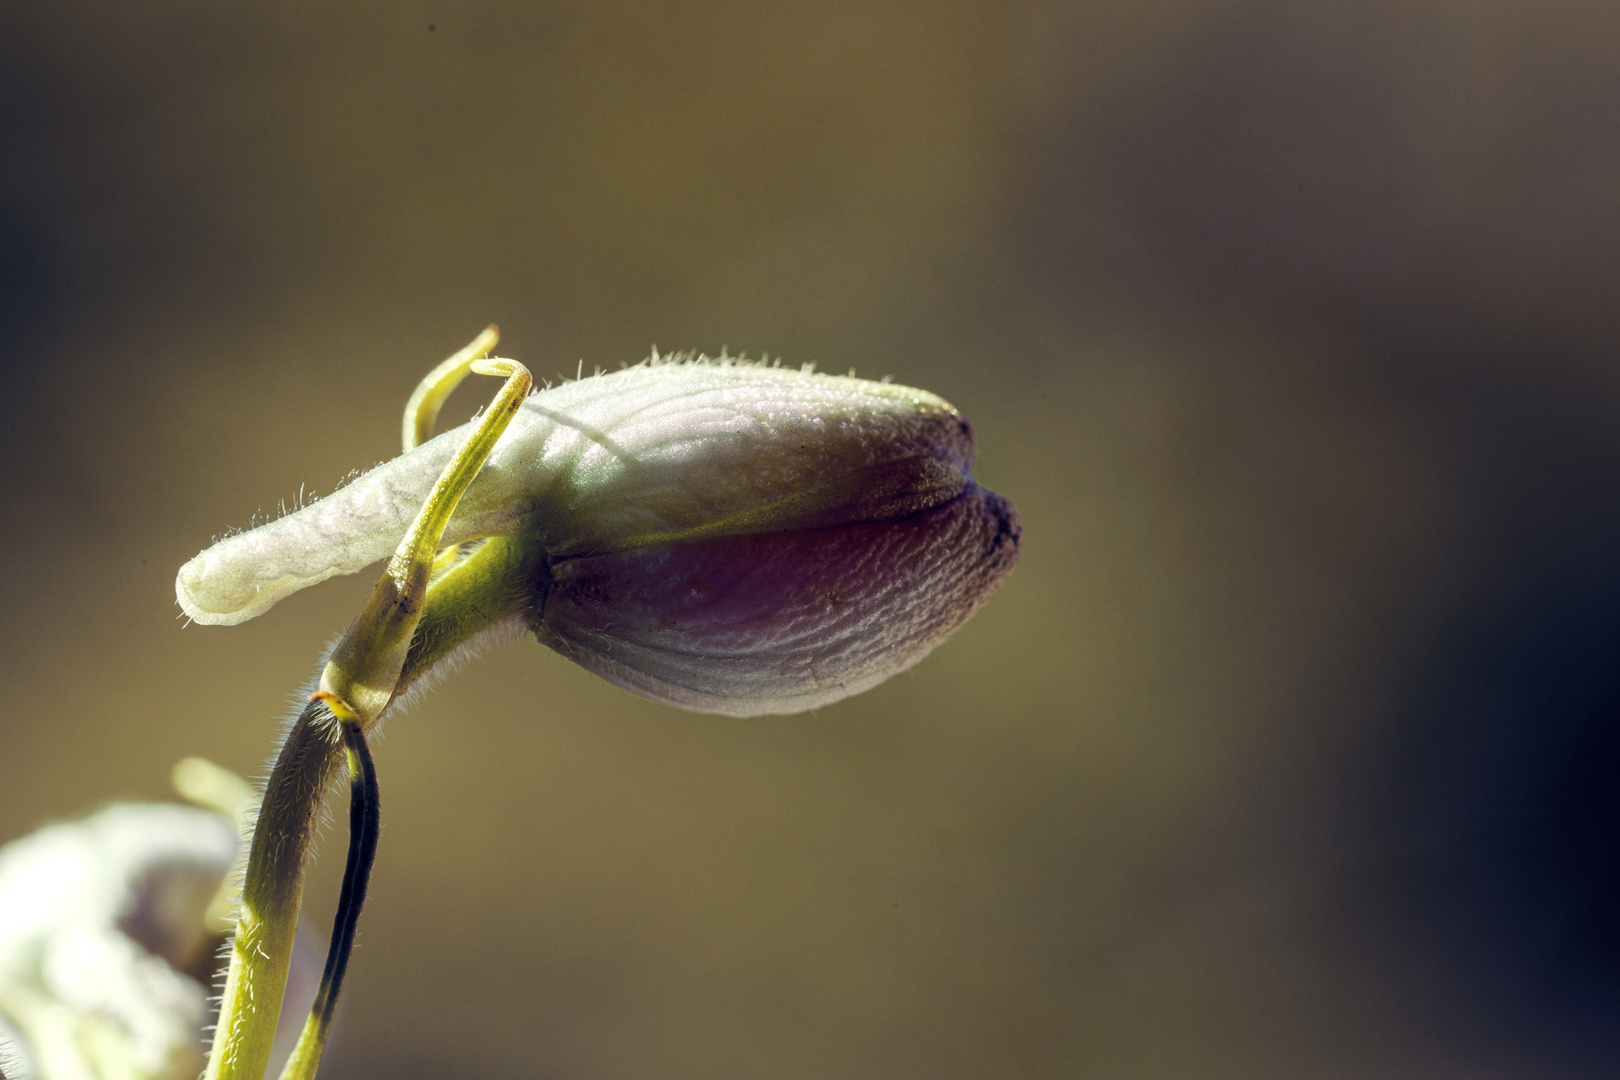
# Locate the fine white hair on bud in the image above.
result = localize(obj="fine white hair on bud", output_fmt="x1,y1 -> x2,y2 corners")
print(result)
178,355 -> 1019,715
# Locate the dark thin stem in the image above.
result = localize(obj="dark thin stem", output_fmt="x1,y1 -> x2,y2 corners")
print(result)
208,701 -> 345,1080
276,716 -> 381,1080
312,718 -> 381,1029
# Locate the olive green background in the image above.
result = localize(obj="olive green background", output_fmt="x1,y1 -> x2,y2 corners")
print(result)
5,2 -> 1620,1077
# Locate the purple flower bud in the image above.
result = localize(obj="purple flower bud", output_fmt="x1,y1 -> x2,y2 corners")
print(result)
177,357 -> 1019,715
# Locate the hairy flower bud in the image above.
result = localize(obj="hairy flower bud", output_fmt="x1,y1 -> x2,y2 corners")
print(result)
177,357 -> 1019,716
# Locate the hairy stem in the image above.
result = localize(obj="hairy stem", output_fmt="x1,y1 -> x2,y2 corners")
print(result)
203,701 -> 343,1080
277,718 -> 381,1080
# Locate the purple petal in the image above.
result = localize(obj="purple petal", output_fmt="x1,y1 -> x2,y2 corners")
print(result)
535,484 -> 1020,716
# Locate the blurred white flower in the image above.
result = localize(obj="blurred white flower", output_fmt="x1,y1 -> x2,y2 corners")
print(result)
0,803 -> 236,1080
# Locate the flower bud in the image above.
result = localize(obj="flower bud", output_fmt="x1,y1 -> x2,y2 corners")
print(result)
177,357 -> 1019,716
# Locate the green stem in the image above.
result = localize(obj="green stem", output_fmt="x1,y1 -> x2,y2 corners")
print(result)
203,701 -> 343,1080
202,357 -> 535,1080
278,719 -> 381,1080
203,536 -> 537,1080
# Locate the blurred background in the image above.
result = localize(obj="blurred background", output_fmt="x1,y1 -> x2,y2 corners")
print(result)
3,1 -> 1620,1076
